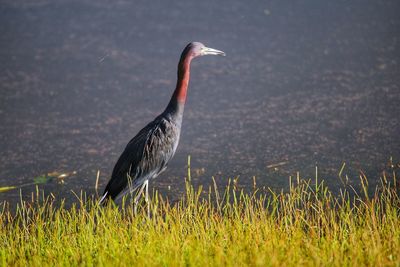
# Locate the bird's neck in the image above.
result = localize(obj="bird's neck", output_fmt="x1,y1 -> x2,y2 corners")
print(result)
166,55 -> 192,115
174,56 -> 191,104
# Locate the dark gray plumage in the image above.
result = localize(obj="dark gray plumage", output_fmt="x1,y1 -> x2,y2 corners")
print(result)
99,42 -> 225,207
100,110 -> 182,204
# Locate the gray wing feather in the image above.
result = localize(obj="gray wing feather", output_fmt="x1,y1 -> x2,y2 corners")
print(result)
102,115 -> 180,201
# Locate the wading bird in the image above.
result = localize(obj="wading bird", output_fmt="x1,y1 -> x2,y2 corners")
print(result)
99,42 -> 225,211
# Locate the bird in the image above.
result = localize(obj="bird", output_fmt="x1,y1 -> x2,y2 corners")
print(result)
99,42 -> 225,211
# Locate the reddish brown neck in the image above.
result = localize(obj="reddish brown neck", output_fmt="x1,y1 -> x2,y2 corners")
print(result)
173,55 -> 192,104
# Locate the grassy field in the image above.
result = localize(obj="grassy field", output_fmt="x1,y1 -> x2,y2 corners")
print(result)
1,164 -> 399,266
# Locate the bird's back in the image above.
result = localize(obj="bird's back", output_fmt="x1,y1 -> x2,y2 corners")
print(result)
101,112 -> 182,203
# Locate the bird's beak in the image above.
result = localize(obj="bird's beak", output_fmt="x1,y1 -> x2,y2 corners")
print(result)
202,46 -> 226,56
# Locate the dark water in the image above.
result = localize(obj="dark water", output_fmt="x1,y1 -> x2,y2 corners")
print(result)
1,0 -> 399,204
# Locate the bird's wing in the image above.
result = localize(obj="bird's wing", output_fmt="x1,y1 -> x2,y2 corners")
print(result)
103,116 -> 179,201
102,121 -> 154,200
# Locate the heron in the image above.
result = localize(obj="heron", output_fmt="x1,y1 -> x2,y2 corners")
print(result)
99,42 -> 225,212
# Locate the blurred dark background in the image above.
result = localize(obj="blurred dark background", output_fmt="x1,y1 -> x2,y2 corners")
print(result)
0,0 -> 399,203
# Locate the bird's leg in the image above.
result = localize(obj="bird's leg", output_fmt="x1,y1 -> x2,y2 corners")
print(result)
133,182 -> 146,215
144,179 -> 150,217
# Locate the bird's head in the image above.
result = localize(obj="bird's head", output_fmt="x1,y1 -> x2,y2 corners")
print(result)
184,42 -> 225,59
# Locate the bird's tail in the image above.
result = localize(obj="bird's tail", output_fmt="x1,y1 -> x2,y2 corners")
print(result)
98,180 -> 143,206
98,191 -> 110,206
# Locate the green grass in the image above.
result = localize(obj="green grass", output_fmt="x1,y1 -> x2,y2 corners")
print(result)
0,164 -> 399,266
